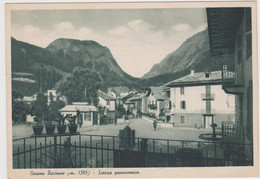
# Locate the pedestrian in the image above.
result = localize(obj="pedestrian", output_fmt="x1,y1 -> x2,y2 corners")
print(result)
124,114 -> 127,121
114,116 -> 117,125
153,119 -> 157,131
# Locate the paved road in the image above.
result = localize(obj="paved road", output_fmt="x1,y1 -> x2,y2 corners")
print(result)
13,118 -> 217,141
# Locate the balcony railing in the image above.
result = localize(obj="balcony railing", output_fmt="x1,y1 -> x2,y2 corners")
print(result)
222,65 -> 236,83
222,65 -> 244,94
201,93 -> 215,100
201,108 -> 215,114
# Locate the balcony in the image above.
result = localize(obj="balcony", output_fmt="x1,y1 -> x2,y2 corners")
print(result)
201,93 -> 215,100
222,65 -> 244,94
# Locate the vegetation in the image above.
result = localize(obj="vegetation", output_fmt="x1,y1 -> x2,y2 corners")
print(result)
58,68 -> 102,104
31,93 -> 48,123
12,91 -> 31,123
47,98 -> 65,123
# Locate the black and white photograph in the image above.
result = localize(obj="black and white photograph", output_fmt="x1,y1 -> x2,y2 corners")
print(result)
6,2 -> 258,178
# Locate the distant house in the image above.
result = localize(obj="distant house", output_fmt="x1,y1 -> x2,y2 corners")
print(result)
108,86 -> 130,99
23,94 -> 37,104
59,102 -> 98,126
126,92 -> 145,117
47,89 -> 67,105
145,86 -> 166,118
97,90 -> 116,116
164,70 -> 235,128
121,92 -> 136,113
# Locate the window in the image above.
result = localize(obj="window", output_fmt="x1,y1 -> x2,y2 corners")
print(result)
166,91 -> 170,98
180,116 -> 185,124
169,101 -> 172,109
107,101 -> 110,105
180,101 -> 186,109
180,87 -> 184,95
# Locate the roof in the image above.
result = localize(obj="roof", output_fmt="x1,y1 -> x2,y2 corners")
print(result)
206,8 -> 244,56
109,86 -> 130,96
165,71 -> 222,87
149,86 -> 166,100
128,93 -> 144,101
59,104 -> 98,112
97,90 -> 116,101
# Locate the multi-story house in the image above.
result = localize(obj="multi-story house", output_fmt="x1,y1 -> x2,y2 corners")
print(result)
97,90 -> 116,117
146,86 -> 166,118
206,7 -> 253,164
165,70 -> 235,128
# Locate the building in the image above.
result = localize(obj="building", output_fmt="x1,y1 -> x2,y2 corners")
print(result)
47,89 -> 67,105
59,102 -> 98,126
165,70 -> 235,128
146,87 -> 166,119
206,7 -> 253,164
97,90 -> 116,116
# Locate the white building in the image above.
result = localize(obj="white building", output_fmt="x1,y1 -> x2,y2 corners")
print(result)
164,70 -> 235,128
97,90 -> 116,114
59,102 -> 98,126
146,86 -> 166,118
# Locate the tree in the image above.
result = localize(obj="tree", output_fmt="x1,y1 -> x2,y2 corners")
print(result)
48,99 -> 65,122
12,90 -> 31,123
31,93 -> 48,122
58,68 -> 102,104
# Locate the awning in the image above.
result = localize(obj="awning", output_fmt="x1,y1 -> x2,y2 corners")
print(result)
206,8 -> 244,56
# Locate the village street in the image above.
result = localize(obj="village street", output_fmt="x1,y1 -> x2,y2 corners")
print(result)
13,118 -> 217,141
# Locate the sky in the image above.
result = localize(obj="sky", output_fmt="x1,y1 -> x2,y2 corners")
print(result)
11,8 -> 207,77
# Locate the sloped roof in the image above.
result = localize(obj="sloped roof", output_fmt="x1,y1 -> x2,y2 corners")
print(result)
97,90 -> 116,101
59,104 -> 98,112
109,86 -> 130,95
149,86 -> 166,100
165,71 -> 222,87
128,93 -> 145,101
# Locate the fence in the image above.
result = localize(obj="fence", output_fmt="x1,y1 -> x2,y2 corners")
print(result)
13,133 -> 253,169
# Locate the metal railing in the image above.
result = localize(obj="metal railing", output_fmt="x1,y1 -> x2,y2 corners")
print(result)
222,65 -> 236,83
13,133 -> 253,168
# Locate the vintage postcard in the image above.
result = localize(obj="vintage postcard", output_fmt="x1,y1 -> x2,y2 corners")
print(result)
5,1 -> 258,178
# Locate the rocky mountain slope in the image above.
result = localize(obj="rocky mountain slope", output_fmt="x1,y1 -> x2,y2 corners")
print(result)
142,29 -> 234,79
11,37 -> 138,96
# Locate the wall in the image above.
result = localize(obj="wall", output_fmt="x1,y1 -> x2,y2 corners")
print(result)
98,96 -> 116,111
169,84 -> 235,127
172,113 -> 234,128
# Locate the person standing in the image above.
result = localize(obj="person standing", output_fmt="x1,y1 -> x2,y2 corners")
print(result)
153,119 -> 157,131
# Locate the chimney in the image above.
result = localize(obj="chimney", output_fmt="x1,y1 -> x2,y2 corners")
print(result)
190,69 -> 195,76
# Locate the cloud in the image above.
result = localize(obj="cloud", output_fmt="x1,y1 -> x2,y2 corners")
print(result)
22,25 -> 40,34
11,19 -> 208,77
172,24 -> 191,32
108,26 -> 131,35
53,22 -> 75,32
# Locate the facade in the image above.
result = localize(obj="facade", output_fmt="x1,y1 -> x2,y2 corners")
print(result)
165,70 -> 235,128
146,87 -> 166,118
59,102 -> 98,126
98,90 -> 116,112
207,8 -> 253,164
